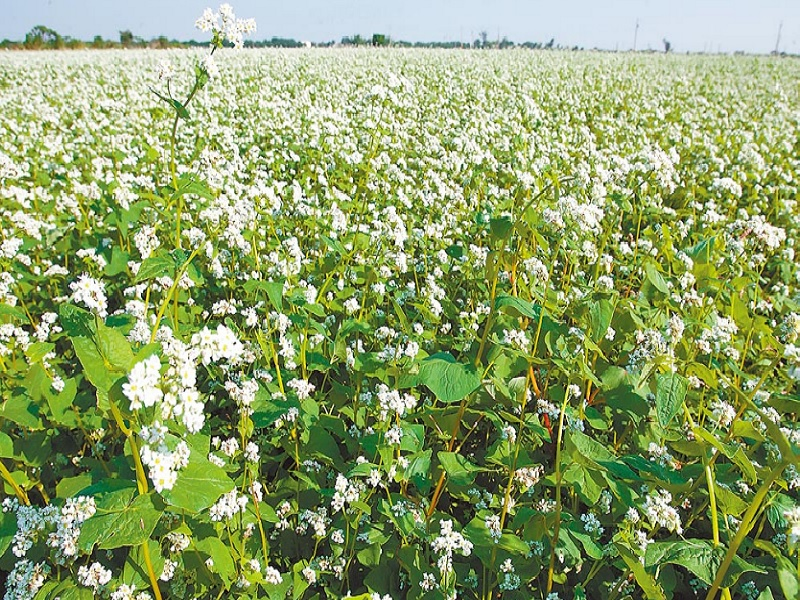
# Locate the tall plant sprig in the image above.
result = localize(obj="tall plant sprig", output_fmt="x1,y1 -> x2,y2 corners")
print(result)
150,3 -> 256,247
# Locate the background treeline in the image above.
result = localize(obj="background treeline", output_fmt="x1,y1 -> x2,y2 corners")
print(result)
1,25 -> 571,50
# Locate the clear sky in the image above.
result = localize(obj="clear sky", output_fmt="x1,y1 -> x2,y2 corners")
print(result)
4,0 -> 799,54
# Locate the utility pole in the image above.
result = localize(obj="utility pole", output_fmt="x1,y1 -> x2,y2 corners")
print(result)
633,18 -> 639,51
774,21 -> 783,54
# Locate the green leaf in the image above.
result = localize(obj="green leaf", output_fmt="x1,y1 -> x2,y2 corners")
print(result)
305,425 -> 342,466
489,216 -> 513,240
645,263 -> 670,294
196,536 -> 236,585
134,251 -> 176,283
589,298 -> 614,343
56,474 -> 94,499
438,451 -> 482,486
563,463 -> 604,504
123,538 -> 165,589
713,483 -> 748,516
495,294 -> 541,320
292,561 -> 310,600
417,353 -> 481,403
753,540 -> 799,600
106,246 -> 130,276
160,450 -> 234,513
687,236 -> 717,264
357,543 -> 382,566
25,342 -> 55,364
567,525 -> 604,560
176,174 -> 215,201
78,491 -> 163,551
766,494 -> 793,530
320,234 -> 346,256
644,539 -> 765,588
0,509 -> 15,558
445,244 -> 463,259
0,303 -> 25,321
0,431 -> 13,457
404,449 -> 432,487
35,581 -> 93,600
566,429 -> 616,466
617,543 -> 667,600
693,427 -> 757,485
463,516 -> 530,556
756,588 -> 775,600
13,431 -> 51,468
95,323 -> 135,372
44,377 -> 79,428
59,303 -> 95,337
655,373 -> 688,427
169,98 -> 190,119
1,391 -> 44,429
72,336 -> 122,393
244,279 -> 285,312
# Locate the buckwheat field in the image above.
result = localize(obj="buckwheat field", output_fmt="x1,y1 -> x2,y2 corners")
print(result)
1,6 -> 800,600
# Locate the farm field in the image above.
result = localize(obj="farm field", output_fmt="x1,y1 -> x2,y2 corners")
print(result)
0,43 -> 800,600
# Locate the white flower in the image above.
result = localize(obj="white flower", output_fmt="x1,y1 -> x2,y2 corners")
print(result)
195,4 -> 256,49
202,55 -> 220,79
69,273 -> 108,318
302,565 -> 317,584
123,355 -> 163,411
220,437 -> 239,457
644,489 -> 683,534
287,378 -> 315,400
209,490 -> 248,521
385,425 -> 403,446
264,566 -> 283,584
195,7 -> 218,32
5,560 -> 50,600
78,562 -> 112,590
431,519 -> 473,575
784,506 -> 800,546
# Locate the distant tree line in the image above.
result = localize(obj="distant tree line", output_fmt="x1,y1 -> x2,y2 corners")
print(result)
335,33 -> 572,50
1,26 -> 188,50
2,23 -> 796,56
2,25 -> 582,51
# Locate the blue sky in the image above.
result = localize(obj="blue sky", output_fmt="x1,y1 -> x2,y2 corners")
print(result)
4,0 -> 799,53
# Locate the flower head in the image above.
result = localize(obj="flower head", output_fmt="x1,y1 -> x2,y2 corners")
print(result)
195,4 -> 256,49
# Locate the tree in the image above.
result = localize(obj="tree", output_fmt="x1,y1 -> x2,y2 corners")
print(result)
24,25 -> 61,49
479,30 -> 488,48
119,30 -> 134,47
499,36 -> 514,50
663,38 -> 672,53
372,33 -> 389,47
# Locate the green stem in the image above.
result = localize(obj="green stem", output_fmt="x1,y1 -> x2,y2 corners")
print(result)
0,460 -> 29,505
141,541 -> 164,600
704,460 -> 789,600
546,393 -> 570,594
147,247 -> 201,344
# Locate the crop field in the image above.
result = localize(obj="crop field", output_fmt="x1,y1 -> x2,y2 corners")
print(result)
1,25 -> 800,600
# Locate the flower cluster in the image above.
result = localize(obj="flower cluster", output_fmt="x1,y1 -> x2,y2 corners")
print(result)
195,3 -> 257,49
138,422 -> 191,492
2,496 -> 96,564
431,520 -> 474,575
